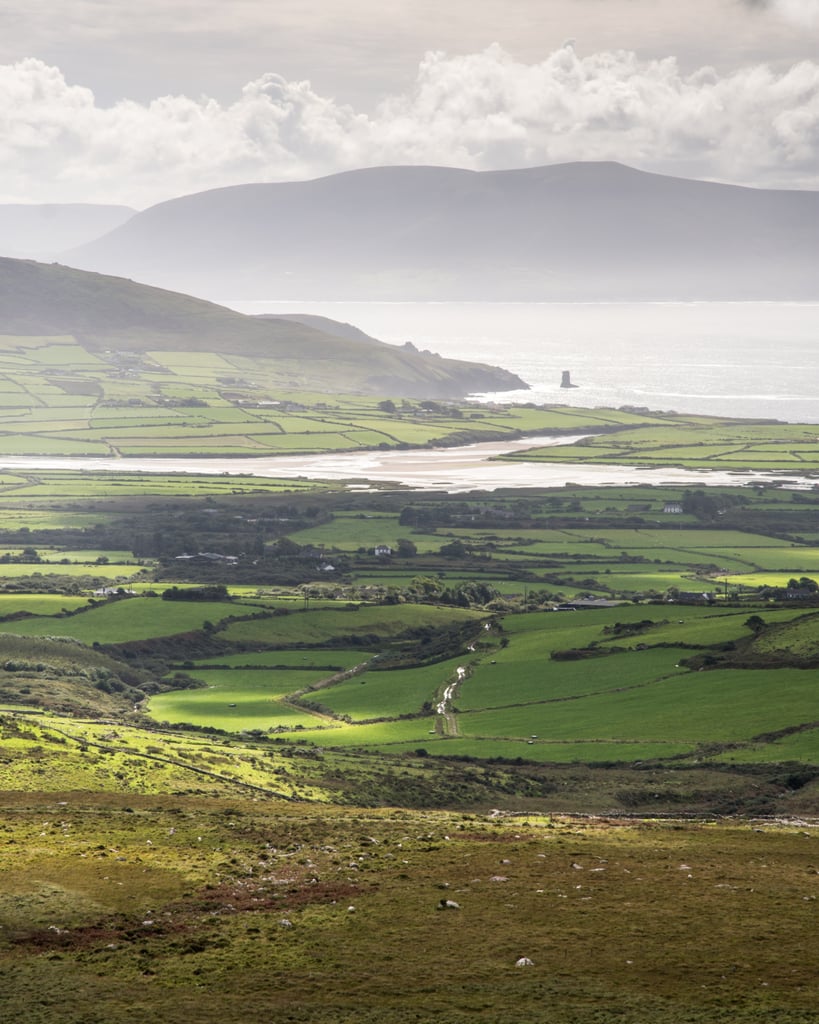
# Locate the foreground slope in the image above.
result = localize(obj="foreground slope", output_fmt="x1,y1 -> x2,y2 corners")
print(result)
66,162 -> 819,300
1,789 -> 816,1024
0,258 -> 524,397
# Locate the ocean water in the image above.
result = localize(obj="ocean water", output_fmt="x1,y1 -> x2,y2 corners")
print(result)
226,300 -> 819,423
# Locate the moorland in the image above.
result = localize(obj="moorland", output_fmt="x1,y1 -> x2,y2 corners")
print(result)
1,257 -> 818,1022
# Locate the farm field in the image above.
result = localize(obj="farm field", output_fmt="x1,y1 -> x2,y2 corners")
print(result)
315,655 -> 467,720
141,591 -> 819,769
506,419 -> 819,473
0,330 -> 667,457
0,456 -> 816,809
0,596 -> 245,643
216,603 -> 484,646
149,667 -> 340,731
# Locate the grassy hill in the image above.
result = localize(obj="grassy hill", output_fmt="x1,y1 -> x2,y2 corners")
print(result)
1,475 -> 818,1022
0,258 -> 525,397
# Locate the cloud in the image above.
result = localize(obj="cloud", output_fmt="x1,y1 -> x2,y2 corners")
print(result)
1,47 -> 819,206
741,0 -> 819,24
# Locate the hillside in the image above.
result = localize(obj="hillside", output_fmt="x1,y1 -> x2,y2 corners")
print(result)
65,162 -> 819,301
0,258 -> 525,397
0,203 -> 135,259
1,457 -> 817,1023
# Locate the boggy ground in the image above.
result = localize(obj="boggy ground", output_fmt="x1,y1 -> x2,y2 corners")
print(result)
0,791 -> 816,1023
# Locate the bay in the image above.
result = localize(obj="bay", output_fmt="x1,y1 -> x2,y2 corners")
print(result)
1,301 -> 815,491
226,300 -> 819,424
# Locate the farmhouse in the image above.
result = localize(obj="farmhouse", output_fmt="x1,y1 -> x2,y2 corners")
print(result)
663,502 -> 684,514
669,591 -> 715,604
374,544 -> 393,557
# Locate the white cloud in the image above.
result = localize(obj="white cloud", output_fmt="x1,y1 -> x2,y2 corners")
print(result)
1,47 -> 819,207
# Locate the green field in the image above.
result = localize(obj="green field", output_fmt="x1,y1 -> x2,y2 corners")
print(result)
317,655 -> 467,720
218,603 -> 484,646
0,443 -> 817,782
0,596 -> 242,643
0,329 -> 663,458
507,419 -> 819,473
149,667 -> 338,731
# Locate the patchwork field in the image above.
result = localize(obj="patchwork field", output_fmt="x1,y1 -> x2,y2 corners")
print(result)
0,331 -> 670,457
0,472 -> 815,780
507,419 -> 819,473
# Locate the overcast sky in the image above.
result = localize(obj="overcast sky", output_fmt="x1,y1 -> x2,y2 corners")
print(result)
2,0 -> 819,207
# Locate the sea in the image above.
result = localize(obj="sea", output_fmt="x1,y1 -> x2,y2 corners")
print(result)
225,300 -> 819,424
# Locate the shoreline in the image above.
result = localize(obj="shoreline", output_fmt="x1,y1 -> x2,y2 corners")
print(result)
0,434 -> 815,492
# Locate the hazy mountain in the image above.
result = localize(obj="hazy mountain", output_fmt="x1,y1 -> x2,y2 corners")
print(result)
0,203 -> 136,259
0,258 -> 524,397
64,162 -> 819,301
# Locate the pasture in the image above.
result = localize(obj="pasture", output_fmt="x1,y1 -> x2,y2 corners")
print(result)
0,459 -> 817,786
145,595 -> 819,768
149,667 -> 337,731
507,418 -> 819,473
0,332 -> 659,457
0,595 -> 243,643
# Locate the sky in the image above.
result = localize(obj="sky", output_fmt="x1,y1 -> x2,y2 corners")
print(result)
1,0 -> 819,207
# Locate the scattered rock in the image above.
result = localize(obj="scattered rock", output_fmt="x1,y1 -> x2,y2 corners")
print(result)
438,899 -> 461,910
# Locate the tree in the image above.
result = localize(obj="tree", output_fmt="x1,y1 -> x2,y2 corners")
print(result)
396,538 -> 417,558
744,615 -> 765,634
439,539 -> 467,559
377,399 -> 396,413
787,577 -> 818,592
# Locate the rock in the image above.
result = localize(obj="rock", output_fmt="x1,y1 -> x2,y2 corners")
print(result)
438,899 -> 461,910
515,957 -> 535,967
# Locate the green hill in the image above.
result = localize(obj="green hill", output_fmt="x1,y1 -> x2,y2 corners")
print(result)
0,258 -> 525,397
0,633 -> 158,717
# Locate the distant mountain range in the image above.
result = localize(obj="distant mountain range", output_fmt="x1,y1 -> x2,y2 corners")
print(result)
0,257 -> 524,397
0,203 -> 135,259
63,162 -> 819,301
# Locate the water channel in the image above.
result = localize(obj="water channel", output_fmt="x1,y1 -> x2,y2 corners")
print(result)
0,434 -> 813,493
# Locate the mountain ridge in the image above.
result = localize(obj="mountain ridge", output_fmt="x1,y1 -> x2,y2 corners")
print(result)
65,161 -> 819,301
